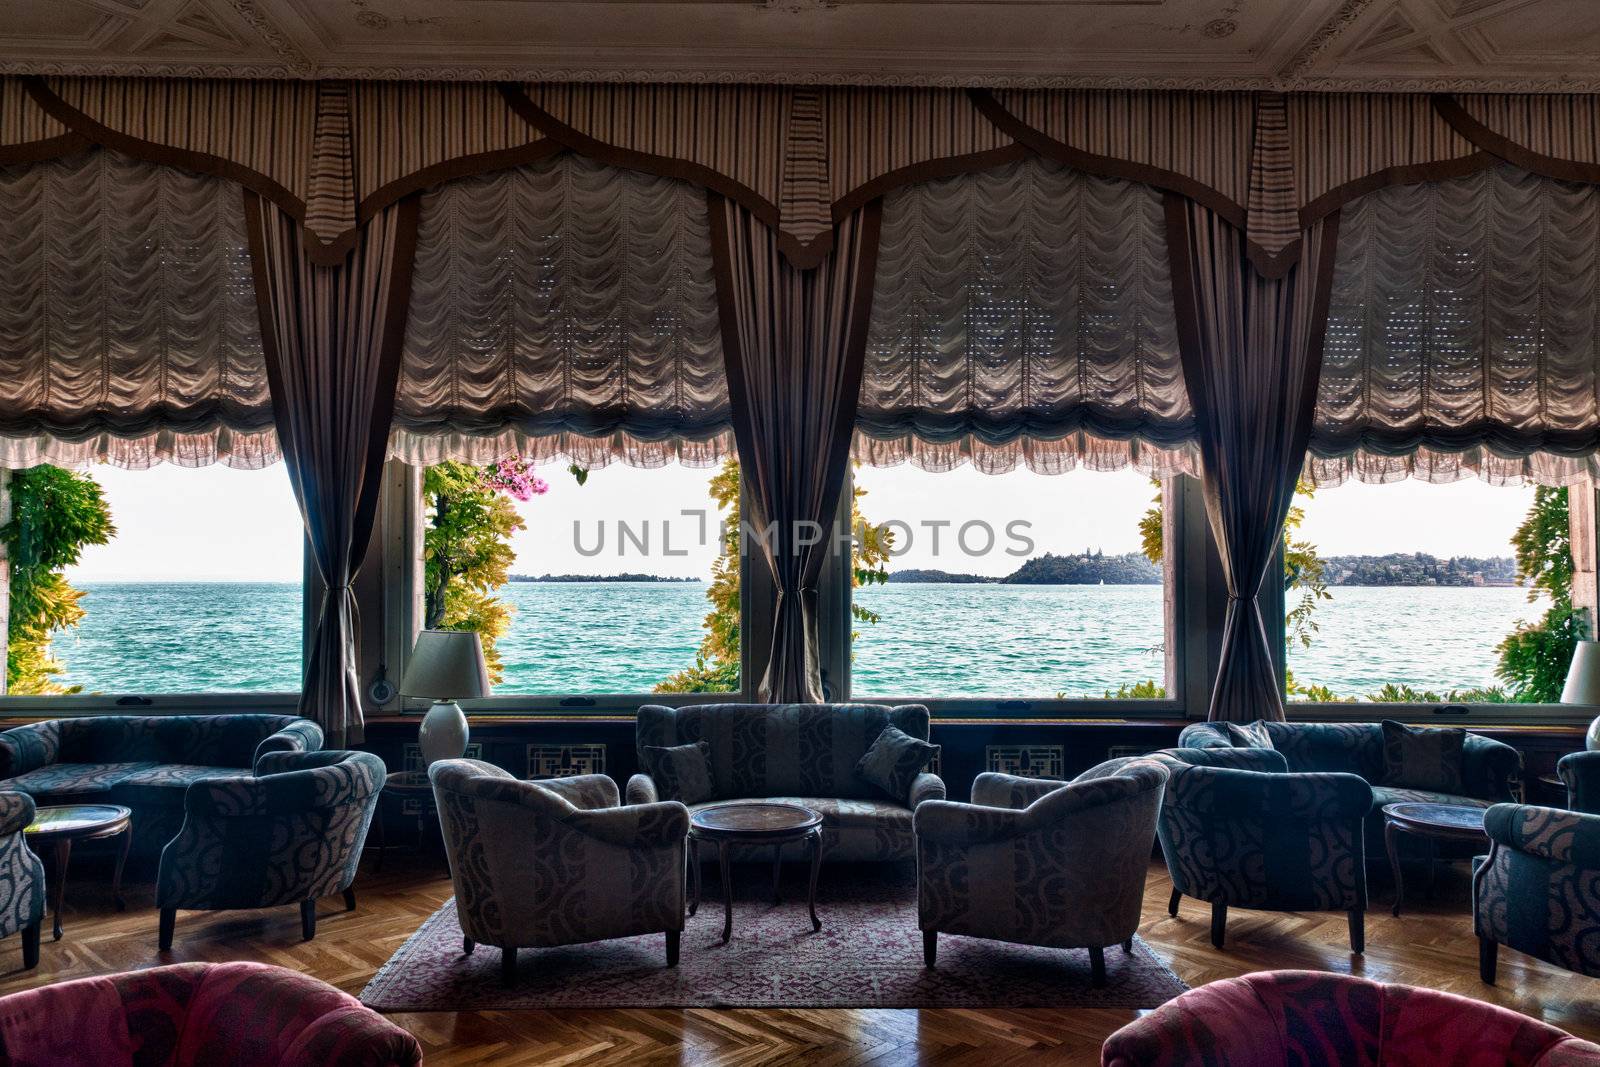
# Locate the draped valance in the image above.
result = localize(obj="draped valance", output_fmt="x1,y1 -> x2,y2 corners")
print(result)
0,148 -> 276,470
391,154 -> 730,469
856,157 -> 1197,476
1310,164 -> 1600,488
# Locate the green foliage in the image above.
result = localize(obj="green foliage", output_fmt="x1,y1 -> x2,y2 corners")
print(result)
421,462 -> 526,683
1102,679 -> 1166,699
1364,682 -> 1510,704
1,466 -> 115,694
1495,487 -> 1586,703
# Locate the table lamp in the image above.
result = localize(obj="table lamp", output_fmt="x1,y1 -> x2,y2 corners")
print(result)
1561,639 -> 1600,751
402,629 -> 490,766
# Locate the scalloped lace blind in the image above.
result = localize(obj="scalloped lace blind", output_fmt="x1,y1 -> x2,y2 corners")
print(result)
855,157 -> 1198,476
1311,164 -> 1600,486
391,154 -> 731,468
0,149 -> 276,469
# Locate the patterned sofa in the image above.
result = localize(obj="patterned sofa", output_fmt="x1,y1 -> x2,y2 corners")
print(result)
156,750 -> 385,947
1179,719 -> 1520,855
1151,747 -> 1371,953
431,759 -> 688,985
1475,802 -> 1600,984
0,715 -> 323,855
914,757 -> 1168,985
1102,970 -> 1600,1066
627,703 -> 944,862
0,961 -> 422,1065
0,791 -> 44,970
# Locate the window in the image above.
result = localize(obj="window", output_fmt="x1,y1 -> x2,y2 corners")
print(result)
1284,478 -> 1569,706
846,465 -> 1174,703
1,463 -> 304,697
417,456 -> 740,698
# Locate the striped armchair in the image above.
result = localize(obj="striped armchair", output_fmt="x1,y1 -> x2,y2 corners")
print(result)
430,759 -> 689,985
1152,749 -> 1372,954
913,757 -> 1168,986
1475,802 -> 1600,983
1557,751 -> 1600,814
0,791 -> 44,969
156,750 -> 384,948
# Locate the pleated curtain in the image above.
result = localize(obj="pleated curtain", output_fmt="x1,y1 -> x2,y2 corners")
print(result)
709,194 -> 883,703
1165,196 -> 1342,723
243,193 -> 420,746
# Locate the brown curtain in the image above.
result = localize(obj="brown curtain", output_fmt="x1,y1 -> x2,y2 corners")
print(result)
244,192 -> 420,746
1165,195 -> 1340,723
709,194 -> 883,703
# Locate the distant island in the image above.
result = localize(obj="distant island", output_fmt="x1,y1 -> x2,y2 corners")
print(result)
508,573 -> 701,583
885,551 -> 1520,587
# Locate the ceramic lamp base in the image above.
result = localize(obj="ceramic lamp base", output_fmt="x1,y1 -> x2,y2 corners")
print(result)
419,700 -> 469,766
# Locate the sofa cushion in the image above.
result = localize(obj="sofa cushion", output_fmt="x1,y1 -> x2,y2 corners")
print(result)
4,762 -> 157,798
1224,721 -> 1274,748
1381,720 -> 1465,792
641,742 -> 714,804
112,764 -> 240,809
855,725 -> 939,802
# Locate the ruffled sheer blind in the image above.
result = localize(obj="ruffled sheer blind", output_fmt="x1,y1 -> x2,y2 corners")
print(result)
1311,164 -> 1600,486
855,157 -> 1198,476
0,149 -> 276,469
392,154 -> 731,468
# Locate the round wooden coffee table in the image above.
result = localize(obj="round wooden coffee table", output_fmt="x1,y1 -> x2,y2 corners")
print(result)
24,803 -> 133,941
688,802 -> 824,944
1382,802 -> 1487,917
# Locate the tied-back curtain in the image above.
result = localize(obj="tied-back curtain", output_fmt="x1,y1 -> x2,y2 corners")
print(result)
1166,196 -> 1341,723
1312,163 -> 1600,487
710,194 -> 883,703
0,149 -> 276,469
392,154 -> 731,469
857,157 -> 1198,476
244,193 -> 420,746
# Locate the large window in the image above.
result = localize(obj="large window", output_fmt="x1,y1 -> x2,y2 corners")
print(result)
848,465 -> 1172,702
1284,477 -> 1564,705
418,457 -> 739,698
1,463 -> 304,697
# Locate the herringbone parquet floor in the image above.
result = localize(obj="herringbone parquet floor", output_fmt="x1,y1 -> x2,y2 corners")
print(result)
3,851 -> 1596,1065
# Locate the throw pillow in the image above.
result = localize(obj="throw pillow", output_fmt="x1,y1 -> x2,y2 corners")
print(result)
642,741 -> 714,804
1224,720 -> 1274,749
856,725 -> 940,802
1380,720 -> 1465,793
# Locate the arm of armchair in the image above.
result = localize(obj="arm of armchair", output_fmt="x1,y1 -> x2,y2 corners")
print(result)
908,771 -> 946,807
1558,751 -> 1600,815
1156,747 -> 1289,774
1462,733 -> 1521,803
536,774 -> 620,810
0,791 -> 36,836
1167,765 -> 1370,821
252,719 -> 324,770
565,800 -> 690,849
970,772 -> 1064,811
186,753 -> 383,817
1176,722 -> 1233,749
625,774 -> 661,805
1484,802 -> 1600,865
0,723 -> 60,780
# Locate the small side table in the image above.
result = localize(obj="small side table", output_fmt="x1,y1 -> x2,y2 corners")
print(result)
688,802 -> 823,944
1382,802 -> 1487,917
24,804 -> 133,941
374,771 -> 439,870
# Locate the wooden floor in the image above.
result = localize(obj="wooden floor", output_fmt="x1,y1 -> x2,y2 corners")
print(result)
4,851 -> 1597,1065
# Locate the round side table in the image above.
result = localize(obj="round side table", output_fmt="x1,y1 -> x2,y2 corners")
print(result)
687,801 -> 824,944
24,803 -> 133,941
1381,801 -> 1487,917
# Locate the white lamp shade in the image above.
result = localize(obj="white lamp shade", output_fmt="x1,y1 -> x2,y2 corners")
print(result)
1562,640 -> 1600,704
401,629 -> 491,701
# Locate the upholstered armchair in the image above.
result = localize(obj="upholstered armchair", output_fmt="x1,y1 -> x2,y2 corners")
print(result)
913,757 -> 1168,986
1475,802 -> 1600,983
1557,751 -> 1600,814
0,791 -> 44,969
429,758 -> 689,985
156,750 -> 384,948
1153,752 -> 1372,953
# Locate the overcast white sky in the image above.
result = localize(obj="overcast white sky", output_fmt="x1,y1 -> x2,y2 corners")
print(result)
61,460 -> 1538,583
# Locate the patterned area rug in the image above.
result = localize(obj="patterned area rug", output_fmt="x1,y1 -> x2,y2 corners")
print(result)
360,865 -> 1189,1010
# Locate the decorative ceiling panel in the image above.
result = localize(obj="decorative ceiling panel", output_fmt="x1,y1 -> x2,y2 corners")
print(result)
0,0 -> 1597,91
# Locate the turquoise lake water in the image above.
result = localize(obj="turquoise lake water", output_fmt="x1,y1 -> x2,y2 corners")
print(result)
48,581 -> 1546,700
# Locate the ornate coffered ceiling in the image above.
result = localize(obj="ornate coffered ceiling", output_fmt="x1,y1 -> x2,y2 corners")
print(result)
2,0 -> 1598,90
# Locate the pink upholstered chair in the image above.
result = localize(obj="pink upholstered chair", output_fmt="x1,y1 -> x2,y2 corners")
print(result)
1103,970 -> 1600,1066
0,962 -> 421,1066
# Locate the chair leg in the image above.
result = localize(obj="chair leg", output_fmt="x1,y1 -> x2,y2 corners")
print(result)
666,930 -> 680,967
502,947 -> 519,986
1089,945 -> 1106,988
1122,937 -> 1134,954
300,899 -> 317,942
463,937 -> 475,955
20,921 -> 39,970
1348,909 -> 1365,955
158,907 -> 176,951
1480,936 -> 1498,985
1210,901 -> 1227,950
343,888 -> 357,912
1168,888 -> 1181,916
923,930 -> 937,969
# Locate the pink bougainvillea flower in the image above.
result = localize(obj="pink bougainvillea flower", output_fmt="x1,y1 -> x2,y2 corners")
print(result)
484,455 -> 550,501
